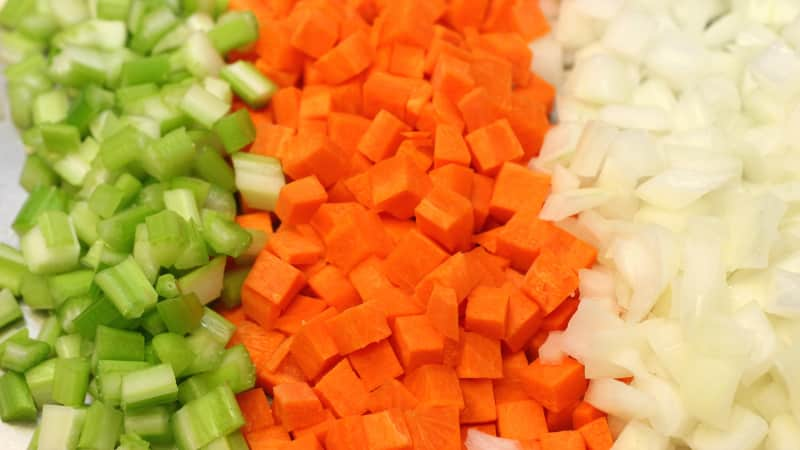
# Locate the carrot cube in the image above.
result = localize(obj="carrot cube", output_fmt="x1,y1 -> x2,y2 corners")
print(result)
308,264 -> 362,311
283,132 -> 350,188
425,285 -> 460,341
544,228 -> 598,272
328,112 -> 372,156
471,173 -> 494,232
273,382 -> 327,431
363,71 -> 415,120
458,87 -> 508,133
415,185 -> 474,253
431,53 -> 475,104
315,30 -> 374,85
416,252 -> 480,304
404,364 -> 464,409
349,257 -> 395,300
285,434 -> 324,450
290,9 -> 339,58
465,119 -> 525,176
493,378 -> 529,405
459,379 -> 497,424
236,212 -> 274,238
392,315 -> 445,370
509,89 -> 550,160
290,313 -> 342,380
446,0 -> 489,31
244,425 -> 291,449
495,209 -> 559,272
367,286 -> 426,324
505,289 -> 544,353
572,402 -> 606,429
521,357 -> 588,413
325,303 -> 391,354
541,297 -> 580,332
358,110 -> 412,162
293,410 -> 336,444
363,409 -> 413,450
275,296 -> 328,335
547,404 -> 577,432
276,176 -> 329,226
383,229 -> 448,290
326,416 -> 369,450
396,139 -> 434,172
469,56 -> 513,111
540,431 -> 586,450
578,417 -> 613,450
267,228 -> 325,266
433,124 -> 471,168
456,331 -> 503,379
496,400 -> 548,441
237,388 -> 275,434
271,87 -> 301,129
404,405 -> 462,450
314,359 -> 370,417
245,250 -> 307,311
390,43 -> 426,79
523,249 -> 579,315
368,379 -> 420,413
369,154 -> 432,219
349,339 -> 404,391
241,286 -> 281,330
429,164 -> 473,200
465,285 -> 509,340
490,163 -> 551,222
299,85 -> 333,120
344,172 -> 374,208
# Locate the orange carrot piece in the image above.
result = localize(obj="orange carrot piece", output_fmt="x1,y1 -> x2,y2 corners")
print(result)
380,215 -> 417,245
366,286 -> 426,323
325,303 -> 391,354
299,85 -> 333,120
505,289 -> 544,353
273,382 -> 328,431
244,425 -> 291,450
237,388 -> 275,434
541,298 -> 580,332
289,311 -> 342,380
459,379 -> 497,424
250,123 -> 294,160
470,173 -> 494,232
308,264 -> 362,311
275,296 -> 328,335
446,0 -> 489,32
483,0 -> 550,41
377,0 -> 437,48
283,132 -> 349,188
465,285 -> 509,340
276,176 -> 329,226
416,252 -> 480,304
245,250 -> 306,311
383,229 -> 448,290
310,202 -> 366,237
268,228 -> 325,266
216,305 -> 247,328
489,163 -> 550,222
293,410 -> 336,444
315,359 -> 370,417
425,285 -> 460,341
432,91 -> 466,133
331,81 -> 364,115
544,228 -> 598,272
404,364 -> 464,409
368,379 -> 420,413
577,417 -> 613,450
389,43 -> 426,79
428,164 -> 473,200
369,154 -> 432,220
540,431 -> 586,450
415,184 -> 474,253
470,56 -> 513,110
349,256 -> 395,300
349,339 -> 404,391
232,321 -> 286,384
572,402 -> 606,430
285,434 -> 325,450
456,331 -> 503,379
433,123 -> 471,169
272,87 -> 302,129
503,351 -> 528,379
496,400 -> 548,441
465,118 -> 524,176
315,30 -> 374,84
466,246 -> 510,287
392,315 -> 445,371
404,405 -> 462,450
364,409 -> 414,450
547,403 -> 578,433
290,8 -> 339,58
431,53 -> 475,105
457,87 -> 508,134
495,209 -> 559,272
358,109 -> 412,162
362,71 -> 416,120
328,112 -> 372,156
265,334 -> 294,373
493,378 -> 529,405
522,249 -> 579,315
469,32 -> 532,87
236,212 -> 275,238
521,357 -> 589,413
396,139 -> 434,172
326,416 -> 370,450
258,19 -> 305,72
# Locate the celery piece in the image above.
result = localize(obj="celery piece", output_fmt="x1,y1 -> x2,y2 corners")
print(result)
144,342 -> 159,366
20,154 -> 58,193
174,220 -> 210,270
67,84 -> 116,136
32,90 -> 69,125
184,32 -> 224,78
25,358 -> 56,407
133,225 -> 160,285
204,184 -> 237,219
138,183 -> 168,211
53,153 -> 92,187
177,375 -> 209,405
180,84 -> 229,129
0,0 -> 35,28
97,0 -> 132,21
0,372 -> 37,421
21,210 -> 81,275
118,432 -> 151,450
0,328 -> 29,357
49,0 -> 90,27
90,184 -> 125,220
199,308 -> 235,345
131,6 -> 179,54
193,146 -> 236,192
177,257 -> 226,305
48,270 -> 94,306
196,345 -> 255,394
40,123 -> 81,154
232,152 -> 285,211
117,83 -> 160,108
116,173 -> 145,208
70,201 -> 101,246
153,22 -> 191,55
37,315 -> 62,352
152,333 -> 195,377
96,257 -> 159,319
94,326 -> 146,367
57,295 -> 95,334
0,289 -> 22,329
124,405 -> 174,444
188,130 -> 224,153
122,54 -> 171,86
82,240 -> 129,272
1,339 -> 51,372
204,431 -> 248,450
183,328 -> 223,377
27,426 -> 40,450
78,401 -> 124,449
146,210 -> 188,268
155,275 -> 180,300
140,127 -> 196,181
97,360 -> 151,407
48,45 -> 116,88
207,11 -> 258,55
0,244 -> 24,265
157,294 -> 203,335
171,177 -> 211,206
213,109 -> 255,155
121,364 -> 179,411
164,188 -> 201,225
235,228 -> 267,266
73,295 -> 137,339
56,334 -> 84,359
201,210 -> 252,258
0,30 -> 44,64
220,61 -> 277,108
0,253 -> 27,297
38,404 -> 86,450
101,125 -> 154,171
12,185 -> 67,236
98,205 -> 158,252
141,310 -> 167,337
8,82 -> 36,130
182,0 -> 216,16
203,77 -> 232,104
18,13 -> 59,43
220,267 -> 248,309
20,273 -> 55,310
172,385 -> 244,450
53,357 -> 90,407
52,19 -> 127,51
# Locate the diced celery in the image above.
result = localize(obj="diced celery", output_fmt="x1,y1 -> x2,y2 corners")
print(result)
207,11 -> 258,55
100,125 -> 153,171
48,269 -> 94,306
133,224 -> 160,284
164,188 -> 201,224
213,109 -> 255,154
177,256 -> 226,305
157,294 -> 203,335
19,154 -> 58,193
97,0 -> 132,21
97,360 -> 151,407
20,273 -> 55,310
152,332 -> 194,377
0,30 -> 44,64
193,146 -> 236,193
0,0 -> 35,28
153,22 -> 191,55
182,0 -> 216,16
203,431 -> 248,450
53,19 -> 128,51
177,375 -> 209,405
93,325 -> 145,367
56,334 -> 84,359
90,184 -> 125,220
25,358 -> 56,407
235,228 -> 267,266
174,220 -> 210,270
121,364 -> 179,411
57,295 -> 95,334
220,61 -> 277,108
140,127 -> 196,181
0,289 -> 22,329
40,123 -> 81,154
199,308 -> 235,346
130,6 -> 179,54
171,177 -> 211,206
49,0 -> 90,27
146,210 -> 188,268
1,339 -> 51,372
32,90 -> 69,125
172,385 -> 244,450
201,210 -> 252,258
141,310 -> 167,336
195,345 -> 254,394
18,12 -> 59,43
8,82 -> 36,130
70,201 -> 100,246
0,372 -> 37,422
117,83 -> 160,108
78,401 -> 124,449
21,210 -> 81,275
66,85 -> 116,136
220,267 -> 248,309
0,253 -> 27,296
180,83 -> 229,129
53,357 -> 91,407
232,152 -> 285,211
124,405 -> 174,444
38,404 -> 86,450
204,184 -> 237,219
183,328 -> 223,376
37,315 -> 62,351
203,77 -> 232,104
183,32 -> 224,78
12,185 -> 67,236
98,205 -> 158,252
138,183 -> 168,211
53,153 -> 92,187
156,274 -> 180,299
49,45 -> 117,87
73,295 -> 138,339
118,432 -> 151,450
96,257 -> 158,319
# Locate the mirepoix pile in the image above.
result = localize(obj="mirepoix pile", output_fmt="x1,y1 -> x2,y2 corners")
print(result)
0,0 -> 617,449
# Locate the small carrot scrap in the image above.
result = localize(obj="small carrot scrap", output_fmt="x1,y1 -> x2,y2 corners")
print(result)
349,339 -> 404,391
521,357 -> 589,413
273,382 -> 328,431
459,379 -> 497,424
314,359 -> 370,417
496,399 -> 548,441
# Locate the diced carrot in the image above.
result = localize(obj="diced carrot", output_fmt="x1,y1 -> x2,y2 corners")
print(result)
431,53 -> 475,105
244,425 -> 291,450
308,264 -> 362,311
340,174 -> 372,207
544,228 -> 598,272
349,339 -> 404,391
425,285 -> 460,341
283,131 -> 350,188
359,109 -> 412,162
349,256 -> 395,300
383,229 -> 448,290
465,285 -> 509,340
293,410 -> 336,444
433,123 -> 471,169
298,118 -> 329,135
310,202 -> 366,237
273,382 -> 328,431
328,113 -> 372,157
255,59 -> 302,88
495,209 -> 559,272
237,388 -> 275,434
541,298 -> 580,332
523,249 -> 579,315
367,286 -> 426,323
315,359 -> 370,417
547,402 -> 578,432
272,87 -> 302,129
416,252 -> 480,304
315,30 -> 374,84
396,139 -> 434,172
526,329 -> 550,360
415,184 -> 474,252
299,85 -> 333,120
265,334 -> 294,373
290,8 -> 339,58
457,87 -> 509,133
323,215 -> 387,273
250,123 -> 294,160
285,434 -> 325,450
489,163 -> 550,222
496,400 -> 548,441
237,212 -> 275,238
363,71 -> 417,119
446,0 -> 489,31
378,0 -> 436,48
330,80 -> 364,116
469,32 -> 532,87
429,164 -> 473,200
369,154 -> 433,220
493,378 -> 529,405
349,0 -> 378,21
424,39 -> 472,76
482,0 -> 550,41
392,315 -> 445,371
404,364 -> 463,408
363,409 -> 414,450
470,56 -> 513,109
275,296 -> 329,335
521,358 -> 589,413
470,173 -> 494,232
245,250 -> 307,311
326,303 -> 391,354
381,215 -> 417,245
505,288 -> 544,353
368,379 -> 420,413
326,416 -> 370,450
466,246 -> 510,288
432,92 -> 466,133
276,176 -> 329,226
572,402 -> 606,429
577,417 -> 613,450
290,311 -> 342,380
389,44 -> 426,81
456,331 -> 503,379
268,227 -> 325,266
404,405 -> 462,450
216,305 -> 247,327
258,19 -> 305,72
464,119 -> 524,176
539,431 -> 586,450
459,379 -> 496,424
